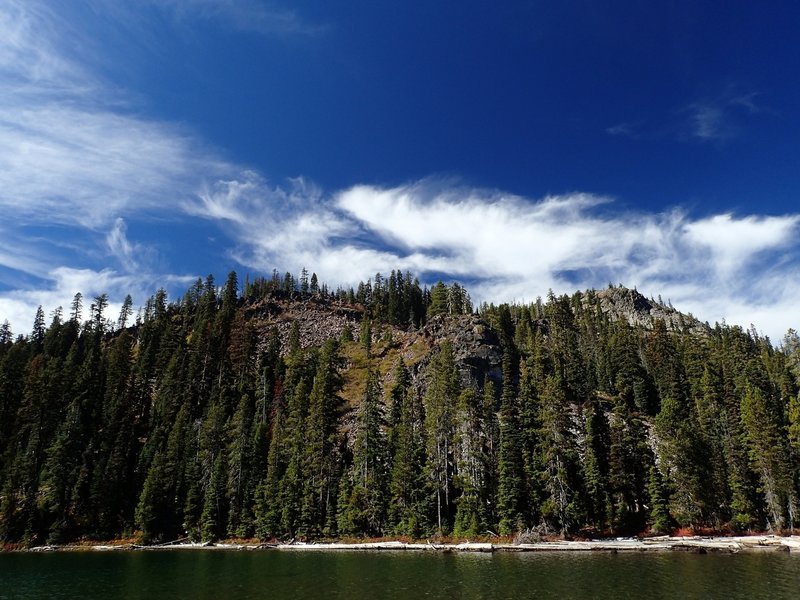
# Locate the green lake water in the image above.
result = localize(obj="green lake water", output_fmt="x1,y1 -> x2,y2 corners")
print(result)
1,550 -> 799,599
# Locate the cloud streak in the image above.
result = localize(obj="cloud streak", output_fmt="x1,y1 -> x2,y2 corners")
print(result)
607,88 -> 765,144
0,0 -> 235,327
187,176 -> 800,341
0,266 -> 196,336
0,2 -> 797,346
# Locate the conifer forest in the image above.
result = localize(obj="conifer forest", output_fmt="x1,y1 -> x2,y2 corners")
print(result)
1,269 -> 799,546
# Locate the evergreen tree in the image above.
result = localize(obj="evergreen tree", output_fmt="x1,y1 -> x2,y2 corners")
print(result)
537,374 -> 583,535
299,339 -> 344,536
423,342 -> 460,534
226,393 -> 255,537
496,305 -> 526,533
2,271 -> 800,545
339,370 -> 388,536
607,395 -> 649,533
583,397 -> 611,531
135,406 -> 190,543
481,380 -> 501,531
387,361 -> 430,536
497,362 -> 525,533
740,385 -> 797,531
428,282 -> 449,317
647,465 -> 672,534
453,389 -> 487,536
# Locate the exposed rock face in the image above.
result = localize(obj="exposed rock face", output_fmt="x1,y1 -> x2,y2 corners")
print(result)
592,287 -> 706,333
416,313 -> 503,389
244,296 -> 363,353
242,286 -> 701,399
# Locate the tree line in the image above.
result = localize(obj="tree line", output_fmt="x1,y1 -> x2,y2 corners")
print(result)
0,272 -> 798,545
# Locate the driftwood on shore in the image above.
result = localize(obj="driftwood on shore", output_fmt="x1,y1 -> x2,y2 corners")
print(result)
18,535 -> 800,554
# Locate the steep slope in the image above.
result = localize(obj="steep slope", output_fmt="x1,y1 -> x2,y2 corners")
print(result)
1,276 -> 797,547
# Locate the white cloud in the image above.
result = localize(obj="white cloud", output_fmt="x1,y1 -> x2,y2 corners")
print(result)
607,88 -> 764,144
0,266 -> 196,336
685,89 -> 764,143
0,1 -> 238,231
0,1 -> 93,93
0,1 -> 232,327
106,218 -> 153,274
683,214 -> 799,276
0,105 -> 230,228
0,1 -> 797,346
185,177 -> 800,341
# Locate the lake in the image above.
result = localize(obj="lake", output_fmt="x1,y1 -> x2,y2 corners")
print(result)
1,550 -> 799,599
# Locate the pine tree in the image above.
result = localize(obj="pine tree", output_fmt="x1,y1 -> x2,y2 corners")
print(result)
38,399 -> 83,543
496,306 -> 526,533
339,370 -> 388,536
201,453 -> 227,541
497,362 -> 525,533
135,406 -> 190,543
740,384 -> 797,531
537,374 -> 583,535
607,394 -> 649,533
481,379 -> 500,531
452,389 -> 487,536
277,377 -> 311,537
387,360 -> 430,536
428,282 -> 449,317
654,392 -> 705,527
423,342 -> 460,534
583,397 -> 611,531
4,271 -> 800,545
31,306 -> 46,350
198,402 -> 228,541
299,339 -> 344,537
226,393 -> 255,537
647,465 -> 672,534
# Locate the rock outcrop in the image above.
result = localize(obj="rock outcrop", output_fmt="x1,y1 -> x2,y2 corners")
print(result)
245,296 -> 363,352
415,313 -> 503,389
592,287 -> 706,333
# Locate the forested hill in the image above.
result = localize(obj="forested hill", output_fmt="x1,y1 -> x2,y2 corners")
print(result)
1,270 -> 799,547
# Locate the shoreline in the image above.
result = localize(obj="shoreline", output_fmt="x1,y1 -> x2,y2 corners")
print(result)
15,535 -> 800,555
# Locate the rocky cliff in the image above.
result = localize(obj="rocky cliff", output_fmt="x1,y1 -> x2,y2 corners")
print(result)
591,286 -> 706,333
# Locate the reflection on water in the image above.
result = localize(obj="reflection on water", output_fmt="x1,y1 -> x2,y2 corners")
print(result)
1,550 -> 799,599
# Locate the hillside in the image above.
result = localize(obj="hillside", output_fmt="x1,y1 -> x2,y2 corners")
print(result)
0,272 -> 798,546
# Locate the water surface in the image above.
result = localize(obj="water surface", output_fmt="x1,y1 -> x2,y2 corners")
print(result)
2,550 -> 798,599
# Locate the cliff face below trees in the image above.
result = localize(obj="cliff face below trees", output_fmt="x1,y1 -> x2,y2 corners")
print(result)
1,274 -> 798,548
244,286 -> 703,403
241,294 -> 506,399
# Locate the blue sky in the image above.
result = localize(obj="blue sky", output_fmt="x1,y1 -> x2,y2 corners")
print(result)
1,0 -> 799,341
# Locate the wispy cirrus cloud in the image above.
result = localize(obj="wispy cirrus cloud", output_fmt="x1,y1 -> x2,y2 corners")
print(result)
0,1 -> 93,93
683,213 -> 799,276
0,1 -> 229,228
605,122 -> 638,137
0,1 -> 797,347
186,176 -> 800,341
0,104 -> 230,228
607,88 -> 764,144
0,0 -> 237,326
682,90 -> 761,143
0,266 -> 196,335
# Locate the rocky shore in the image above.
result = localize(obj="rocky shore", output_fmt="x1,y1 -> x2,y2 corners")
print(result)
20,535 -> 800,554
